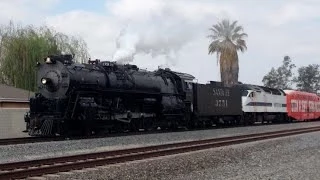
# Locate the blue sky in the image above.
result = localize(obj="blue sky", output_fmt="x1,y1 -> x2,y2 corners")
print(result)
0,0 -> 319,85
53,0 -> 107,14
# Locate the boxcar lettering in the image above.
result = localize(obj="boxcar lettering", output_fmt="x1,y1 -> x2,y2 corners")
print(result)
212,88 -> 230,97
212,88 -> 224,96
215,99 -> 228,108
225,89 -> 230,97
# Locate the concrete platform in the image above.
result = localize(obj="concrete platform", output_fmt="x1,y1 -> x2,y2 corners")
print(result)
0,108 -> 30,139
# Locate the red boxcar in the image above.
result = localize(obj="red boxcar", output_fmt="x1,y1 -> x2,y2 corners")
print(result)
284,90 -> 320,121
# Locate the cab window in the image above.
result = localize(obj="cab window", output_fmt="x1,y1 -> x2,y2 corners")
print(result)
248,92 -> 255,98
184,82 -> 192,90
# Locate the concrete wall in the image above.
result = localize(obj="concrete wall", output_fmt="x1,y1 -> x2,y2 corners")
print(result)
0,108 -> 30,139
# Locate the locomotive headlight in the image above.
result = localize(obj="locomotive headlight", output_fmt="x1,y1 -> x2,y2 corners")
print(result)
41,78 -> 47,85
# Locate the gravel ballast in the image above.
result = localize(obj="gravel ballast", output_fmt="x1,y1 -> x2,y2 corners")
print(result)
1,121 -> 320,164
45,131 -> 320,180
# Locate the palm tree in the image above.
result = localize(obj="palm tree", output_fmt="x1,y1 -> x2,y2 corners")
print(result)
208,19 -> 247,86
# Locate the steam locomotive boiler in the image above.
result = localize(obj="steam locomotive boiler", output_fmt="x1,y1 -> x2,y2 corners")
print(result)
25,54 -> 192,136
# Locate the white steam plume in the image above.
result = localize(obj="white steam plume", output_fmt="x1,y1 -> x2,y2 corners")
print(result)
112,27 -> 139,64
112,12 -> 195,67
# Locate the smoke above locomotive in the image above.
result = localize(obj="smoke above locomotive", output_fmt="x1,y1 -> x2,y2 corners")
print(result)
111,20 -> 194,67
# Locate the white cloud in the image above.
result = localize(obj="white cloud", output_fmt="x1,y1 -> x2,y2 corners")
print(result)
106,0 -> 166,21
46,10 -> 121,59
3,0 -> 320,85
0,0 -> 60,25
267,2 -> 320,26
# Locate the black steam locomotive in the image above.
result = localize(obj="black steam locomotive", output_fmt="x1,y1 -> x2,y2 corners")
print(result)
24,54 -> 242,137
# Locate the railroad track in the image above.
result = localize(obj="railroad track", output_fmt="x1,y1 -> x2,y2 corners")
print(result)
0,122 -> 278,146
0,130 -> 176,146
0,137 -> 65,146
0,121 -> 303,146
1,126 -> 320,180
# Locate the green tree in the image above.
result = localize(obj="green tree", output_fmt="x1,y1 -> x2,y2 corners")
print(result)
208,19 -> 247,86
0,21 -> 89,91
262,56 -> 296,89
293,64 -> 320,93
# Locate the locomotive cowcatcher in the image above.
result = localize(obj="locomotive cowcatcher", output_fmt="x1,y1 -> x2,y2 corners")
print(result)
24,54 -> 244,137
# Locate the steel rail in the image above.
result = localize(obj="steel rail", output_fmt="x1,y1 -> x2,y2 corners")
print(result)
0,122 -> 310,146
0,137 -> 65,146
0,128 -> 205,146
1,126 -> 320,180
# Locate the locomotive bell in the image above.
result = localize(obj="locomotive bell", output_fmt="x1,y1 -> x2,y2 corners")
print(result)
45,57 -> 51,63
45,57 -> 56,64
